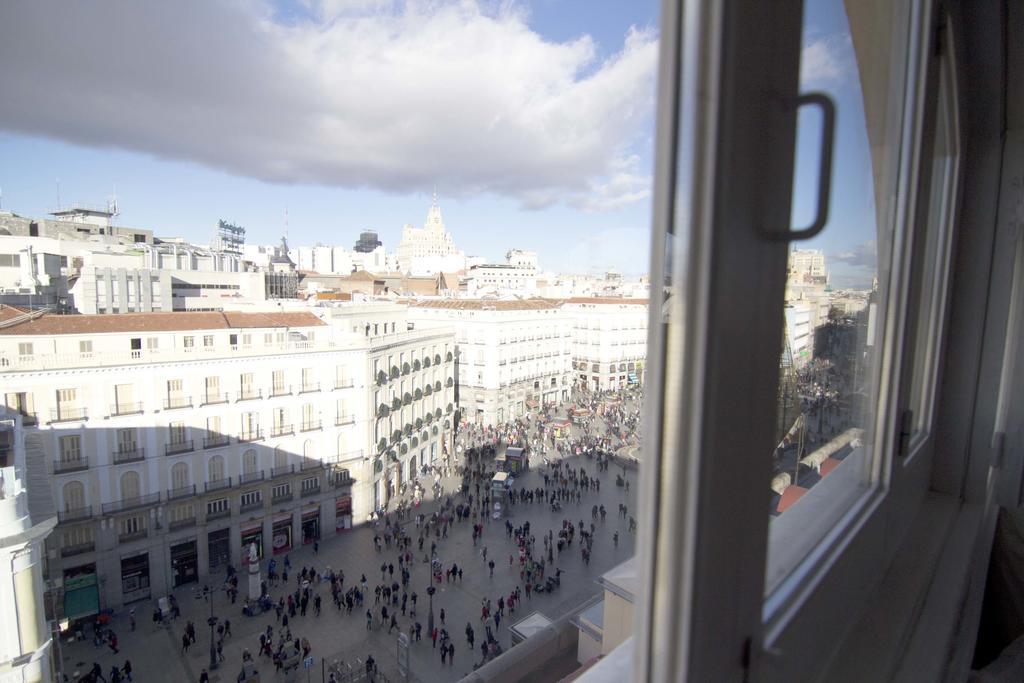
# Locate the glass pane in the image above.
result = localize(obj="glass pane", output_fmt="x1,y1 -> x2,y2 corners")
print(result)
766,0 -> 913,591
907,56 -> 958,450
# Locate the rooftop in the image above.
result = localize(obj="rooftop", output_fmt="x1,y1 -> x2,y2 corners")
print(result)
0,305 -> 325,335
564,297 -> 649,305
408,298 -> 562,311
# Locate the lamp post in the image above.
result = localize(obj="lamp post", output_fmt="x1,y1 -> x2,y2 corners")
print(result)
427,552 -> 436,637
202,585 -> 220,671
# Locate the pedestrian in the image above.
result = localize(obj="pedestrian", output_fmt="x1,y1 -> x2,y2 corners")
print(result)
108,631 -> 119,654
440,608 -> 446,625
181,632 -> 190,653
199,669 -> 210,683
314,540 -> 319,555
432,627 -> 439,649
488,559 -> 495,577
366,609 -> 373,630
122,660 -> 132,681
449,642 -> 455,665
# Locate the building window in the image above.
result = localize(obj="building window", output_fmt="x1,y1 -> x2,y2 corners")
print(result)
183,336 -> 194,349
207,498 -> 229,515
203,335 -> 214,348
59,435 -> 82,464
301,477 -> 319,494
79,340 -> 93,354
240,490 -> 262,507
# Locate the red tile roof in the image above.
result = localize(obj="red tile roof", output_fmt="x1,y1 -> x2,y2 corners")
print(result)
0,305 -> 325,335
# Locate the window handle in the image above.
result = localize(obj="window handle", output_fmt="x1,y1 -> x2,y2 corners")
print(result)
762,92 -> 836,242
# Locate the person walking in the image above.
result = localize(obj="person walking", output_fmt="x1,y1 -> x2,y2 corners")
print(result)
440,608 -> 446,625
121,660 -> 133,682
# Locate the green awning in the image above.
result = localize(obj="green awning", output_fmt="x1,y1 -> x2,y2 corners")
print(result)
64,574 -> 99,621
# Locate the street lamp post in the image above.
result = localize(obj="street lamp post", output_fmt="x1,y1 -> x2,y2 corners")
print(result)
203,585 -> 220,671
427,553 -> 436,637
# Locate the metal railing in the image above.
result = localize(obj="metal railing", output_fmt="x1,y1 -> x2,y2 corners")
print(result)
335,414 -> 355,426
299,383 -> 320,394
165,440 -> 194,456
110,402 -> 144,417
203,435 -> 229,449
102,492 -> 161,515
239,470 -> 265,484
271,490 -> 293,504
330,470 -> 354,488
57,506 -> 93,524
238,429 -> 264,443
54,457 -> 89,474
113,447 -> 145,464
236,389 -> 263,402
163,396 -> 193,410
169,515 -> 197,531
301,483 -> 321,497
201,393 -> 230,406
270,464 -> 294,479
206,507 -> 231,521
239,498 -> 263,513
205,477 -> 233,492
61,541 -> 95,558
167,484 -> 197,500
300,420 -> 321,432
334,379 -> 355,389
50,407 -> 87,423
269,385 -> 292,398
300,458 -> 323,471
271,425 -> 294,437
118,529 -> 148,544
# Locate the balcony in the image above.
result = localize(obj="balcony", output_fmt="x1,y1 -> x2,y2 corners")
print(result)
271,424 -> 294,438
57,506 -> 93,524
330,469 -> 354,488
300,420 -> 322,432
238,429 -> 264,443
300,458 -> 323,471
61,541 -> 95,558
205,477 -> 233,492
165,440 -> 194,456
236,389 -> 263,402
335,414 -> 355,426
54,456 -> 89,474
102,492 -> 161,515
118,528 -> 148,544
163,397 -> 193,410
239,470 -> 265,485
201,392 -> 230,406
112,447 -> 146,465
206,507 -> 231,521
271,490 -> 293,504
110,402 -> 144,417
334,378 -> 355,390
50,407 -> 87,424
270,464 -> 294,479
169,515 -> 197,531
298,383 -> 320,394
301,482 -> 321,498
203,435 -> 230,450
239,498 -> 263,514
167,484 -> 197,501
269,385 -> 292,398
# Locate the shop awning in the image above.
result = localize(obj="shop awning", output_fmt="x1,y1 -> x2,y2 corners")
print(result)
63,574 -> 99,621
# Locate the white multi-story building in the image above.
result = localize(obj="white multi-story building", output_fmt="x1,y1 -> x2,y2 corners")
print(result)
0,303 -> 453,611
0,410 -> 57,683
408,300 -> 572,426
464,264 -> 538,297
788,248 -> 829,285
565,298 -> 649,391
395,196 -> 466,275
784,302 -> 814,368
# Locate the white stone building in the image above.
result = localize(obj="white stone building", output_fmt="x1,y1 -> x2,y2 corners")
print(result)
565,298 -> 649,391
407,300 -> 573,426
784,302 -> 814,368
0,303 -> 453,611
395,196 -> 466,275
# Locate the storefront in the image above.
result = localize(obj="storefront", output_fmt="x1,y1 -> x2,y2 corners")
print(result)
335,496 -> 352,533
301,506 -> 320,545
208,528 -> 231,571
272,514 -> 292,555
170,539 -> 198,588
63,564 -> 99,623
120,552 -> 151,603
241,522 -> 263,560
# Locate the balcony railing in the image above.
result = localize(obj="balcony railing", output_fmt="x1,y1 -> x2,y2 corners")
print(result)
300,458 -> 323,471
239,470 -> 265,484
301,483 -> 321,498
54,456 -> 89,474
102,492 -> 161,515
169,515 -> 197,531
239,498 -> 263,513
271,425 -> 294,438
238,429 -> 264,443
203,435 -> 230,449
300,420 -> 321,432
330,469 -> 354,488
270,464 -> 294,479
206,507 -> 231,521
329,449 -> 364,464
163,397 -> 193,410
61,541 -> 95,558
57,506 -> 93,524
335,414 -> 355,426
118,529 -> 148,544
205,477 -> 233,492
112,447 -> 145,465
201,392 -> 230,406
50,407 -> 87,423
298,383 -> 320,394
269,385 -> 292,398
110,402 -> 144,417
167,484 -> 196,500
165,440 -> 194,456
334,379 -> 355,389
271,490 -> 293,504
236,389 -> 263,402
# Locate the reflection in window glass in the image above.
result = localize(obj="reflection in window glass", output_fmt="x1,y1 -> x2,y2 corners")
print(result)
766,0 -> 912,589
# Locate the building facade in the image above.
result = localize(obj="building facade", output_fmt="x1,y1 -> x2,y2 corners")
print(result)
395,196 -> 465,275
408,300 -> 573,426
565,298 -> 649,391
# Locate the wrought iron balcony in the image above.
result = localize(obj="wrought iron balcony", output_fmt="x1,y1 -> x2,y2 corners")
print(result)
270,464 -> 295,479
298,383 -> 320,394
110,402 -> 144,417
54,456 -> 89,474
112,447 -> 145,465
163,397 -> 193,410
201,392 -> 230,406
269,385 -> 292,398
300,420 -> 322,432
271,424 -> 294,438
57,506 -> 93,524
203,435 -> 230,449
102,492 -> 161,515
239,470 -> 265,484
335,414 -> 355,426
205,477 -> 233,492
236,389 -> 263,402
167,484 -> 197,500
165,440 -> 194,456
238,429 -> 264,443
50,407 -> 87,423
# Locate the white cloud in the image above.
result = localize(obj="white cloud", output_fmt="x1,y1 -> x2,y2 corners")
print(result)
801,34 -> 852,86
0,1 -> 658,211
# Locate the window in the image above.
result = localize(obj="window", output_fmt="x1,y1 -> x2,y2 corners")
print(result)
203,334 -> 214,347
116,428 -> 136,454
208,455 -> 225,482
241,412 -> 259,439
78,340 -> 92,354
5,392 -> 35,423
59,435 -> 82,463
272,369 -> 286,394
207,497 -> 229,515
62,481 -> 85,512
168,421 -> 187,445
301,476 -> 319,494
114,384 -> 135,414
146,337 -> 158,350
183,336 -> 194,349
120,515 -> 144,538
171,462 -> 190,489
119,471 -> 140,501
242,449 -> 258,475
240,372 -> 255,398
240,490 -> 262,508
272,483 -> 291,499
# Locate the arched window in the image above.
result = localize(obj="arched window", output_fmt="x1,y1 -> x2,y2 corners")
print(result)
243,449 -> 258,475
120,471 -> 140,501
171,462 -> 190,489
208,455 -> 225,482
273,446 -> 288,469
62,481 -> 85,511
303,440 -> 316,460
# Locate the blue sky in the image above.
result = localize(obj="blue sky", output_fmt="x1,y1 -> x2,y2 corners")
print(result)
0,0 -> 875,286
